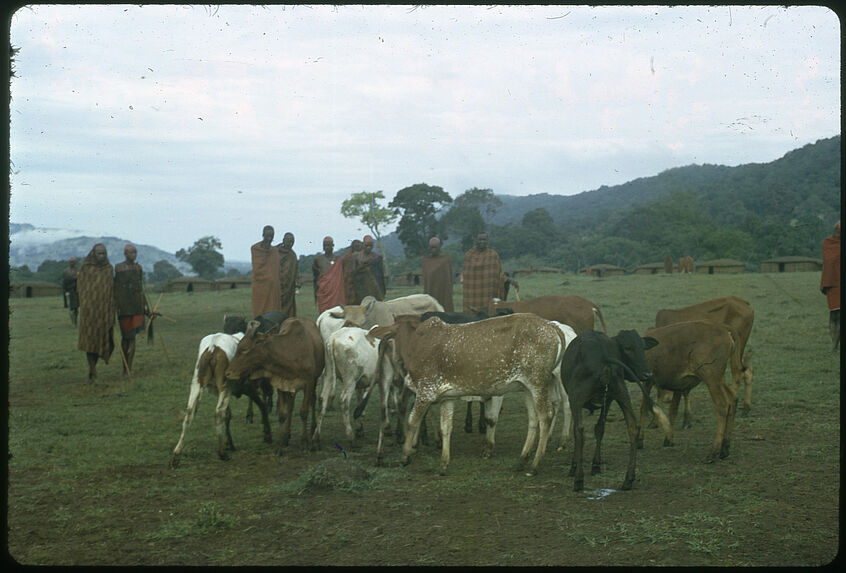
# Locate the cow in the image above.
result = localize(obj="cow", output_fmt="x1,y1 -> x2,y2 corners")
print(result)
560,329 -> 671,492
638,320 -> 741,463
367,313 -> 568,476
170,331 -> 274,468
330,293 -> 445,329
225,317 -> 324,454
489,294 -> 608,334
239,310 -> 289,424
654,295 -> 754,414
313,325 -> 381,449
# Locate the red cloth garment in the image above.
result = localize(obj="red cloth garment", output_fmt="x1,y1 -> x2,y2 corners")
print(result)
251,241 -> 282,318
317,257 -> 346,313
821,235 -> 840,310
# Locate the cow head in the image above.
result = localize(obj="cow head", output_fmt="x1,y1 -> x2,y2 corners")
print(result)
225,320 -> 267,381
223,314 -> 248,335
331,304 -> 366,328
613,329 -> 659,381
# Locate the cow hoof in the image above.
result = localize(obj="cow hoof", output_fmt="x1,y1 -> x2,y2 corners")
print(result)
245,414 -> 254,424
704,453 -> 717,464
682,421 -> 693,429
218,453 -> 230,461
525,468 -> 537,477
620,480 -> 633,491
636,440 -> 644,450
401,456 -> 411,466
169,456 -> 180,469
720,444 -> 731,459
591,464 -> 601,475
663,438 -> 674,447
263,434 -> 272,444
573,481 -> 584,492
464,423 -> 473,434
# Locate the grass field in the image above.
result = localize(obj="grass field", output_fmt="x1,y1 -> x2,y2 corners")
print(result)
7,270 -> 840,566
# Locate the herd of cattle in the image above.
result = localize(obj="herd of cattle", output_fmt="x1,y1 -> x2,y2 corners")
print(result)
168,292 -> 754,492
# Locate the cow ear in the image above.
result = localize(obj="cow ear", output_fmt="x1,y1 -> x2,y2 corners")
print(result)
245,320 -> 261,338
642,336 -> 659,350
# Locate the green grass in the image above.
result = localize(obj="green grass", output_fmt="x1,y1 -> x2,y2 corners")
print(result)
7,270 -> 840,566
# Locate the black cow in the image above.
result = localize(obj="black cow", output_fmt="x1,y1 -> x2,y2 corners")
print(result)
561,329 -> 671,492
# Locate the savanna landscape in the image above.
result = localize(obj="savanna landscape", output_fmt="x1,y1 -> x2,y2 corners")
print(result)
6,270 -> 840,566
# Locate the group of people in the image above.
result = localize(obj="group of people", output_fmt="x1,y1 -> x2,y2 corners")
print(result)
65,243 -> 157,383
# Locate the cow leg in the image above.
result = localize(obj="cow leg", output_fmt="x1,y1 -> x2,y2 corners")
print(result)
516,392 -> 539,471
636,382 -> 653,449
242,381 -> 272,444
721,384 -> 737,460
275,390 -> 294,453
170,378 -> 203,469
299,384 -> 314,451
681,390 -> 694,429
340,379 -> 357,448
214,389 -> 234,460
464,401 -> 474,433
663,392 -> 681,447
618,392 -> 640,491
401,397 -> 430,465
438,400 -> 455,475
704,382 -> 732,463
483,396 -> 503,460
527,387 -> 555,476
551,381 -> 571,452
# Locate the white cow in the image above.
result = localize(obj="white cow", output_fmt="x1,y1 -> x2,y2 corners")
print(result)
313,325 -> 381,449
170,332 -> 264,468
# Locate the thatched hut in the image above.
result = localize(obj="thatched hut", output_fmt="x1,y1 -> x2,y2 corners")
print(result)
10,281 -> 63,299
214,276 -> 253,290
163,277 -> 214,293
760,256 -> 823,273
695,259 -> 745,274
394,270 -> 422,287
584,264 -> 625,278
510,266 -> 565,279
634,262 -> 668,276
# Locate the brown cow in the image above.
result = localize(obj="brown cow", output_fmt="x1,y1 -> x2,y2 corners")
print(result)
489,294 -> 607,334
225,317 -> 324,454
654,295 -> 754,414
638,320 -> 741,463
368,313 -> 567,476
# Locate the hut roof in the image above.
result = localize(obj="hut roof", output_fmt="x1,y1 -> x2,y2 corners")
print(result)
697,259 -> 744,267
634,262 -> 665,270
761,256 -> 823,264
587,263 -> 625,270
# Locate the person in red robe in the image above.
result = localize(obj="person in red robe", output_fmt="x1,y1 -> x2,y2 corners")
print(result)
820,220 -> 840,351
421,236 -> 454,312
251,225 -> 282,319
313,236 -> 344,314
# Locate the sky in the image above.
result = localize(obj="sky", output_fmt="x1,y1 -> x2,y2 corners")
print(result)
8,4 -> 841,263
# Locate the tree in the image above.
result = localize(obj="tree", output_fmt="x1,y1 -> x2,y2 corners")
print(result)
150,260 -> 183,283
389,183 -> 453,257
441,187 -> 502,251
175,236 -> 224,280
340,190 -> 398,261
35,259 -> 66,285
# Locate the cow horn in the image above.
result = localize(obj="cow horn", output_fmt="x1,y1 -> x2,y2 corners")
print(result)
244,320 -> 261,338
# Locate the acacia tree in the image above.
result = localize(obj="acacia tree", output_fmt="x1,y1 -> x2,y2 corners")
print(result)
340,190 -> 397,261
175,236 -> 224,280
388,183 -> 453,257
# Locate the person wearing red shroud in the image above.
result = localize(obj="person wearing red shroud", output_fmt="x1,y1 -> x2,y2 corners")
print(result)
251,225 -> 282,319
313,236 -> 344,314
820,220 -> 840,351
421,236 -> 454,312
77,243 -> 115,383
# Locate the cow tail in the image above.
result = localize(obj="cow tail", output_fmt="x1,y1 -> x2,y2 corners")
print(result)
603,355 -> 672,436
727,328 -> 745,394
354,334 -> 394,420
593,307 -> 608,334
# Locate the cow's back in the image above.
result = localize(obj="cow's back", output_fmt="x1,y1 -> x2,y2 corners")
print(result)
270,317 -> 325,377
491,294 -> 599,333
645,320 -> 733,380
655,296 -> 753,348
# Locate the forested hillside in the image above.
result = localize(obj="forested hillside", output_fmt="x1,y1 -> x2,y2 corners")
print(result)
386,135 -> 840,273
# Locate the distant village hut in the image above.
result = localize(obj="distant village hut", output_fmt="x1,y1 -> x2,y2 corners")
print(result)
696,259 -> 745,275
760,256 -> 823,273
395,270 -> 422,287
10,281 -> 63,299
163,277 -> 214,293
510,266 -> 565,279
214,276 -> 252,290
634,262 -> 668,275
584,264 -> 625,278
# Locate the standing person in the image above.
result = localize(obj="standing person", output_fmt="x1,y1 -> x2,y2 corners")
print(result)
313,236 -> 344,313
114,244 -> 151,377
353,235 -> 386,302
251,225 -> 282,319
278,232 -> 299,317
821,220 -> 840,352
461,231 -> 517,314
77,243 -> 115,383
342,239 -> 365,305
62,256 -> 80,327
421,236 -> 454,312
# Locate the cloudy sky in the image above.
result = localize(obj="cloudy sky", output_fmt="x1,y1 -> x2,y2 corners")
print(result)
8,4 -> 840,262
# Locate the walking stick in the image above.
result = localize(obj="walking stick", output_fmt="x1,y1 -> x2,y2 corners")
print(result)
144,291 -> 175,373
116,336 -> 132,382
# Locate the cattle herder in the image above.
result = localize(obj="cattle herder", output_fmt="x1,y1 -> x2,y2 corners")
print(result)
77,243 -> 116,383
114,244 -> 153,377
251,225 -> 282,319
278,231 -> 299,317
62,256 -> 80,327
461,231 -> 518,314
820,220 -> 840,352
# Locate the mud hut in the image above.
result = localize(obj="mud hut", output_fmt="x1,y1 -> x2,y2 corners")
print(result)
695,259 -> 745,275
214,276 -> 253,290
163,277 -> 214,293
760,256 -> 823,273
634,262 -> 668,275
394,270 -> 422,287
584,264 -> 625,278
9,281 -> 63,299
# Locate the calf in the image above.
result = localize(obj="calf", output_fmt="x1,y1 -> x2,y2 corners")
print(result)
368,313 -> 567,476
225,317 -> 324,454
561,329 -> 671,491
639,320 -> 741,463
170,331 -> 273,468
313,325 -> 381,449
490,294 -> 607,334
242,310 -> 289,424
655,296 -> 754,414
